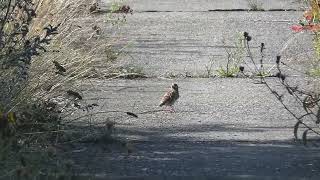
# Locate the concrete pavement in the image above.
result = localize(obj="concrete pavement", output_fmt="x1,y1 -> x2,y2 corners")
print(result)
69,0 -> 320,177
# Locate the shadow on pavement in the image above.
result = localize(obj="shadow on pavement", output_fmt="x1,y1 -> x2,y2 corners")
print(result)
62,124 -> 320,178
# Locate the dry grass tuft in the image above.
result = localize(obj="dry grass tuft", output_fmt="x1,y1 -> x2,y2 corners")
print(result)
0,0 -> 131,178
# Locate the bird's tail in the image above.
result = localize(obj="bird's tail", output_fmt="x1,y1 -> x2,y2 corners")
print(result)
159,102 -> 164,107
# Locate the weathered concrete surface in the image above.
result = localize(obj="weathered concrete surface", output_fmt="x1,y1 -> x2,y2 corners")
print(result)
98,0 -> 312,77
101,0 -> 305,11
110,11 -> 313,77
70,0 -> 320,178
82,78 -> 301,142
72,141 -> 320,178
72,78 -> 320,177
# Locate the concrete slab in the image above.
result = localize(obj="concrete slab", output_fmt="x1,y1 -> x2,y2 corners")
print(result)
71,141 -> 320,177
109,11 -> 312,77
71,78 -> 320,177
100,0 -> 305,11
80,78 -> 309,142
68,1 -> 320,177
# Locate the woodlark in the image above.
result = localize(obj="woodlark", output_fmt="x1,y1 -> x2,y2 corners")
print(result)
159,83 -> 179,112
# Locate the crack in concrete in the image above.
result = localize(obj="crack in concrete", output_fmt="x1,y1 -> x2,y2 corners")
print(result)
96,7 -> 302,13
104,9 -> 302,13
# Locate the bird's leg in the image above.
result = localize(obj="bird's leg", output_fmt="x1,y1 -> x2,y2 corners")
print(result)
165,106 -> 172,112
169,106 -> 175,113
162,106 -> 175,113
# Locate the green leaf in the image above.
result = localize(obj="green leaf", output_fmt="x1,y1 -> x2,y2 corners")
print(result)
7,112 -> 16,124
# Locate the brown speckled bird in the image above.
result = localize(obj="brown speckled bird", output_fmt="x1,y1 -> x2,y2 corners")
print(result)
159,83 -> 179,112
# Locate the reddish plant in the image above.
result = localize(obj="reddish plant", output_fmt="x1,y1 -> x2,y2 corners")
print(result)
292,0 -> 320,32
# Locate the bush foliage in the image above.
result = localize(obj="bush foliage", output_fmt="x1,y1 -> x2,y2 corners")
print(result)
0,0 -> 132,178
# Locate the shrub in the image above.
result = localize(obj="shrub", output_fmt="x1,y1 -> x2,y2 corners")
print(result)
217,33 -> 246,77
0,0 -> 132,178
241,30 -> 320,146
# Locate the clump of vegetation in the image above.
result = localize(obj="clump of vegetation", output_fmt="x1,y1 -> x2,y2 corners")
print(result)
107,0 -> 133,25
0,0 -> 133,178
291,0 -> 320,77
0,0 -> 66,177
105,64 -> 147,79
216,66 -> 239,77
217,32 -> 273,79
216,34 -> 246,77
203,58 -> 215,78
247,0 -> 264,11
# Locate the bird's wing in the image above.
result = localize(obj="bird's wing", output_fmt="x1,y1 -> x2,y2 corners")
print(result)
159,90 -> 173,106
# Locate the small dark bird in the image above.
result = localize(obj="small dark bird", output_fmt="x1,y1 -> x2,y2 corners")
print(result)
89,3 -> 98,13
67,90 -> 82,100
92,25 -> 101,35
159,83 -> 180,112
53,60 -> 66,73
